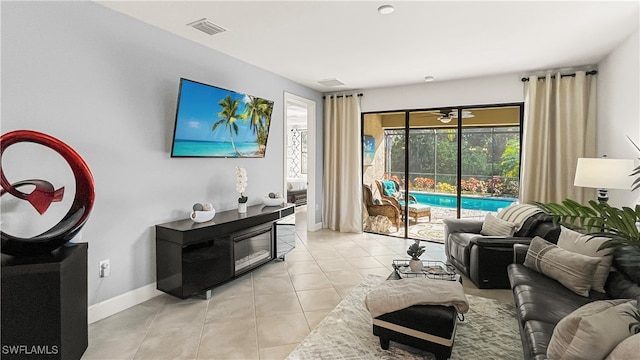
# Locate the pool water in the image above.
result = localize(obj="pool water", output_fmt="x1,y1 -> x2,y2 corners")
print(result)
410,192 -> 516,212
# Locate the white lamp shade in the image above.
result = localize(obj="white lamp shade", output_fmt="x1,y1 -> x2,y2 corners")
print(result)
574,158 -> 634,190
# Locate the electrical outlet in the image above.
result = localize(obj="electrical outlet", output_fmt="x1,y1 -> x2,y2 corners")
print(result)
99,259 -> 110,277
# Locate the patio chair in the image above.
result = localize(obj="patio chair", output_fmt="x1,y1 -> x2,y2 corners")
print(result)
375,180 -> 431,223
375,179 -> 416,207
363,184 -> 400,229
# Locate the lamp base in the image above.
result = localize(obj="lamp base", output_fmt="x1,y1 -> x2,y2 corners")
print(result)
597,188 -> 609,204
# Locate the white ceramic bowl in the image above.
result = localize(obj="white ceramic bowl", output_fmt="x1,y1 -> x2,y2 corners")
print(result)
263,197 -> 284,207
190,209 -> 216,223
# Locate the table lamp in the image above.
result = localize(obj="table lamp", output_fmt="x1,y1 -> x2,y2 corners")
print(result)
573,157 -> 634,203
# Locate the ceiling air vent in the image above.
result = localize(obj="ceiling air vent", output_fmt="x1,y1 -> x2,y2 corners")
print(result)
187,18 -> 226,36
318,78 -> 345,87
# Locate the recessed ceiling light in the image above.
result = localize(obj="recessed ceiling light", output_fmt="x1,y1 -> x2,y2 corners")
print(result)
378,5 -> 394,15
424,76 -> 435,82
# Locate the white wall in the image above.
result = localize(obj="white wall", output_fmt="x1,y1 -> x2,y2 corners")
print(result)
361,73 -> 524,113
361,46 -> 639,208
597,25 -> 640,207
1,1 -> 322,307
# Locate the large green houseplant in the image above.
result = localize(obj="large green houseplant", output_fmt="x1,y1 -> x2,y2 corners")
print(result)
533,199 -> 640,287
533,199 -> 640,251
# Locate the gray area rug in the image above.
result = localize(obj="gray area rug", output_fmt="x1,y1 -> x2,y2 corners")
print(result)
287,275 -> 523,360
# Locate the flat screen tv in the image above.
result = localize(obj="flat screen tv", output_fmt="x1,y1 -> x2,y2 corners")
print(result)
171,78 -> 274,158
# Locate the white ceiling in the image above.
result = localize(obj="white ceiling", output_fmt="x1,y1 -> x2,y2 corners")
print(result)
96,1 -> 639,92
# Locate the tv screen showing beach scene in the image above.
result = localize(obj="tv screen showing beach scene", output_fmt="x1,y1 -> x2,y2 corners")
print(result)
171,78 -> 274,158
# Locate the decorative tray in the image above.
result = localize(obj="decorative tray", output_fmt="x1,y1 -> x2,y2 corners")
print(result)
392,260 -> 457,281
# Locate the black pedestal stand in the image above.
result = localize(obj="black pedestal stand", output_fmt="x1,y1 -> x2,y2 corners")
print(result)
1,243 -> 88,360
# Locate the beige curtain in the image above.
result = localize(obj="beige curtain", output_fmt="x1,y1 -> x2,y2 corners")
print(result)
323,94 -> 362,232
520,71 -> 597,204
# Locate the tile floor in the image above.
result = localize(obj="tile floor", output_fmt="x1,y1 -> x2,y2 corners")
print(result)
82,206 -> 513,360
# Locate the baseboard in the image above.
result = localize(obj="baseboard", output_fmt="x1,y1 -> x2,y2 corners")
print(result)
311,222 -> 323,231
88,283 -> 163,324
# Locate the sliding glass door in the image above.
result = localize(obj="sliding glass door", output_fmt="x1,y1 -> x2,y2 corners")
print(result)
362,112 -> 406,239
362,104 -> 522,243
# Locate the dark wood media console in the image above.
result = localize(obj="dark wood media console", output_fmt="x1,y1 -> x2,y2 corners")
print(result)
155,203 -> 295,299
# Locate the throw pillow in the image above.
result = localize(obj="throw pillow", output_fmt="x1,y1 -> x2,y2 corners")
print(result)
381,181 -> 396,197
605,333 -> 640,360
480,213 -> 518,236
547,299 -> 638,360
496,203 -> 543,231
523,237 -> 600,296
557,226 -> 613,293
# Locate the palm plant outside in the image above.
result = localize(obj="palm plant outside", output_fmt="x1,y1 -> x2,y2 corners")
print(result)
212,95 -> 243,156
385,127 -> 521,197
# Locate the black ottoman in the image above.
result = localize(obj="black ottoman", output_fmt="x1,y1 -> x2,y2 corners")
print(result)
371,270 -> 461,360
373,304 -> 458,360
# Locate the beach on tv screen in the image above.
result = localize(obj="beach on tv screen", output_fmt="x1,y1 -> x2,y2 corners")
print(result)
171,79 -> 274,158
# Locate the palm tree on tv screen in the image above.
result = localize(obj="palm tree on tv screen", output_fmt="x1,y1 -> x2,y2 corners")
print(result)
244,96 -> 273,154
212,95 -> 244,157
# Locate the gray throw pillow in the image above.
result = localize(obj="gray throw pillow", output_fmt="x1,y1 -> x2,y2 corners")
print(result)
496,203 -> 543,232
480,213 -> 517,236
557,226 -> 613,293
523,236 -> 600,297
605,333 -> 640,360
547,299 -> 638,360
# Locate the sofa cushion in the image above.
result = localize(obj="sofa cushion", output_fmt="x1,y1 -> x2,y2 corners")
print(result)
557,226 -> 613,293
448,233 -> 476,273
547,299 -> 638,360
509,264 -> 603,325
480,213 -> 517,236
605,270 -> 640,303
612,245 -> 640,286
524,237 -> 600,297
522,320 -> 556,360
522,215 -> 561,243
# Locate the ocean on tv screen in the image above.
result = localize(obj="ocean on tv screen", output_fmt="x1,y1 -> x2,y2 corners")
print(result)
172,139 -> 260,157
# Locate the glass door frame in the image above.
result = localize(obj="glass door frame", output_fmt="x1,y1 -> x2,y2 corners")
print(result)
362,102 -> 524,240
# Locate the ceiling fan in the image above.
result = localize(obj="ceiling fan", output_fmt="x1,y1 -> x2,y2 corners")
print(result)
428,109 -> 475,124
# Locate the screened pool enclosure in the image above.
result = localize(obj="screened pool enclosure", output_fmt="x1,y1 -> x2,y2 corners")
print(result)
362,105 -> 523,242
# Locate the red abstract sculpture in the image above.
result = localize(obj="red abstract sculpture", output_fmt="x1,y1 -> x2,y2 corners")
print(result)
0,130 -> 95,256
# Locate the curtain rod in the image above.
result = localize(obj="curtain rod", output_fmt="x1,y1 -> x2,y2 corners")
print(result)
521,70 -> 597,82
323,93 -> 364,99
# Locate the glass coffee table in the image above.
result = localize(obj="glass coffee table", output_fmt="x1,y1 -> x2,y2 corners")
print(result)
390,260 -> 459,281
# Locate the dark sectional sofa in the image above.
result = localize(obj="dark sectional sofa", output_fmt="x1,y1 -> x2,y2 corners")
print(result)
507,243 -> 640,360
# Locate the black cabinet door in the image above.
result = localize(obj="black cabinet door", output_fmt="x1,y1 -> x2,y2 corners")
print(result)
182,237 -> 232,296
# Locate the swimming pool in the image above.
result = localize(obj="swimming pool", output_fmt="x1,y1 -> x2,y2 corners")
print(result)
410,192 -> 516,212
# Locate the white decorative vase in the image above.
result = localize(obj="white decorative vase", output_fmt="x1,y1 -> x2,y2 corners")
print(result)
409,259 -> 423,272
190,209 -> 215,223
238,202 -> 247,214
263,197 -> 284,207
